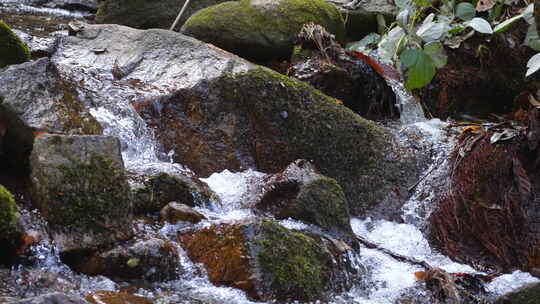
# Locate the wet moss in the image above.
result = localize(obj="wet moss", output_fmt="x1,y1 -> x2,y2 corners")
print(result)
46,155 -> 130,233
0,20 -> 30,68
181,0 -> 345,60
255,220 -> 330,301
0,185 -> 17,235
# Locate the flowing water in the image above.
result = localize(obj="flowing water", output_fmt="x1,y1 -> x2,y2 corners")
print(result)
1,2 -> 539,303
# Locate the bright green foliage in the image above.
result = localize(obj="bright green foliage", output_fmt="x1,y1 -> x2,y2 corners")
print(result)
0,20 -> 30,69
0,185 -> 17,235
400,48 -> 436,90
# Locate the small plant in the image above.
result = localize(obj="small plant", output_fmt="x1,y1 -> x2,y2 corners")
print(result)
348,0 -> 536,89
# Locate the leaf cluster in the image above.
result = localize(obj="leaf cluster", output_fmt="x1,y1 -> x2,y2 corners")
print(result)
347,0 -> 537,89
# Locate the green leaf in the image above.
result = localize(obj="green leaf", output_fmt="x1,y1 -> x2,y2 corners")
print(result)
424,41 -> 448,68
413,0 -> 432,7
523,3 -> 534,24
466,17 -> 493,34
493,14 -> 523,33
526,53 -> 540,77
400,49 -> 437,89
455,2 -> 476,21
378,26 -> 406,63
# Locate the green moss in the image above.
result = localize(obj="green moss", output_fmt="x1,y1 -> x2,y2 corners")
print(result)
57,81 -> 103,135
294,177 -> 352,235
0,20 -> 30,69
0,185 -> 17,235
255,220 -> 329,301
181,0 -> 345,60
47,155 -> 130,233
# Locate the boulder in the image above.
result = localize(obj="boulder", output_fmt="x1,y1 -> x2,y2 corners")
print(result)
0,20 -> 30,69
73,237 -> 180,281
96,0 -> 229,30
179,219 -> 356,302
128,170 -> 216,214
30,134 -> 132,253
289,23 -> 398,120
50,23 -> 417,216
160,202 -> 206,224
181,0 -> 346,61
254,160 -> 353,238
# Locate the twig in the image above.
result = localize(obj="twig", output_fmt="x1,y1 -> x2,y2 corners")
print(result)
355,235 -> 432,270
169,0 -> 191,31
408,158 -> 443,193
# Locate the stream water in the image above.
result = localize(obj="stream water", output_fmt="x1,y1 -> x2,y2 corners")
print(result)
1,2 -> 539,303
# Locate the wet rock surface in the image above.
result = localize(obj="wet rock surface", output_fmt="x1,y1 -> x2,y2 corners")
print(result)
128,170 -> 216,214
30,134 -> 132,253
180,0 -> 346,61
179,219 -> 357,303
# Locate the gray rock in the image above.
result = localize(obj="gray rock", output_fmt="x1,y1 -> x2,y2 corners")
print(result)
30,134 -> 132,252
11,293 -> 88,304
494,282 -> 540,303
0,57 -> 102,172
96,0 -> 230,30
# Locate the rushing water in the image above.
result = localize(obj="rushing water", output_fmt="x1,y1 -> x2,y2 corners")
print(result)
1,2 -> 539,303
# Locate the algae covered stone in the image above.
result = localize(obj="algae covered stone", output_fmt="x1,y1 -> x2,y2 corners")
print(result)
0,185 -> 17,236
30,134 -> 132,252
181,0 -> 346,61
0,20 -> 30,69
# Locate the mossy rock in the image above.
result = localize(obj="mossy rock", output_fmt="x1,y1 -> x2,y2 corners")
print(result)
0,185 -> 17,236
181,0 -> 346,61
255,160 -> 353,238
180,219 -> 356,302
96,0 -> 229,30
30,135 -> 132,252
129,171 -> 217,214
0,20 -> 30,69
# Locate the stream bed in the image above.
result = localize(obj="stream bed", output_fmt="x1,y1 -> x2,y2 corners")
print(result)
0,2 -> 539,303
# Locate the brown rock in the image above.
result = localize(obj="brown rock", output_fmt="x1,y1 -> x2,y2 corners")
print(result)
160,202 -> 206,224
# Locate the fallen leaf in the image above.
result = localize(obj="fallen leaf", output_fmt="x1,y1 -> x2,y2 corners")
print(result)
415,271 -> 427,281
476,0 -> 495,12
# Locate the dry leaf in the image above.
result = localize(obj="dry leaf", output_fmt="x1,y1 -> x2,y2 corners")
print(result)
415,271 -> 427,281
462,125 -> 482,133
529,94 -> 540,108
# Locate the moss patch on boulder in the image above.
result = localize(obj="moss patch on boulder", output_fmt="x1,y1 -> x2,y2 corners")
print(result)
0,20 -> 30,68
0,185 -> 17,235
181,0 -> 346,61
